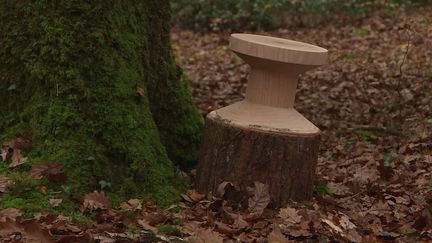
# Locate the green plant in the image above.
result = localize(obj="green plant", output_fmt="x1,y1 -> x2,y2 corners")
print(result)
128,225 -> 141,234
313,182 -> 333,196
157,224 -> 181,236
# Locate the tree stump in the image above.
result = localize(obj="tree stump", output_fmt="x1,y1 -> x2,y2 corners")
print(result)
196,34 -> 328,207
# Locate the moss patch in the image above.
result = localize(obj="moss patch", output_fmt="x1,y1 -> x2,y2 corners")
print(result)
0,0 -> 198,210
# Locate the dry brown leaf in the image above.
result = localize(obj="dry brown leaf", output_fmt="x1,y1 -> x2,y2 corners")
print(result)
322,219 -> 343,234
233,214 -> 249,230
145,211 -> 170,226
278,207 -> 302,224
188,228 -> 224,243
65,223 -> 82,233
49,198 -> 63,207
346,229 -> 362,243
120,198 -> 142,211
247,181 -> 270,215
0,146 -> 9,161
268,227 -> 290,243
186,189 -> 206,202
136,87 -> 145,97
81,191 -> 112,212
0,218 -> 23,237
0,174 -> 11,193
214,221 -> 234,236
9,149 -> 27,168
0,208 -> 22,221
21,220 -> 55,243
29,160 -> 62,179
339,214 -> 356,230
181,193 -> 194,203
137,219 -> 157,232
33,212 -> 49,221
216,181 -> 235,198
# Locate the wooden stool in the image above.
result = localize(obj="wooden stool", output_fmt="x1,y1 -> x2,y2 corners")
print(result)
196,34 -> 328,207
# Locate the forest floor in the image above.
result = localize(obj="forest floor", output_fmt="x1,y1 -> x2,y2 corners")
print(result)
1,8 -> 432,243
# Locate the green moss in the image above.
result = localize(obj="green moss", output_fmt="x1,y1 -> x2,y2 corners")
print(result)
0,187 -> 78,219
313,182 -> 333,196
0,0 -> 199,209
128,225 -> 141,234
157,224 -> 181,236
71,212 -> 93,229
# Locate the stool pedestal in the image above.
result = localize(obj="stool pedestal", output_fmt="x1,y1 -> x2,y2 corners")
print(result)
196,34 -> 328,207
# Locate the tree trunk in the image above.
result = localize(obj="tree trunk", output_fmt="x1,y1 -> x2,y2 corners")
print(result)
0,1 -> 202,205
196,113 -> 320,207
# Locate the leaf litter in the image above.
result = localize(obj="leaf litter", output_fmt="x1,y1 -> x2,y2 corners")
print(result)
0,7 -> 432,243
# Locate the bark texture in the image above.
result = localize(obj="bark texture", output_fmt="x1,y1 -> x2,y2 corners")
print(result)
196,114 -> 320,207
0,0 -> 202,205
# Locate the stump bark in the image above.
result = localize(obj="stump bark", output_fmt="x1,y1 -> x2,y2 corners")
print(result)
196,112 -> 320,207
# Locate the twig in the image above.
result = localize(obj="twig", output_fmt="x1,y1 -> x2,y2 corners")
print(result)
396,29 -> 412,123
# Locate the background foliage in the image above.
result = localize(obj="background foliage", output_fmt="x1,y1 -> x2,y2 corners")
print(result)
171,0 -> 430,30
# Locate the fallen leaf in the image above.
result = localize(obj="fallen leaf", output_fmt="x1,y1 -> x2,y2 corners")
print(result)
0,174 -> 11,193
186,189 -> 206,202
21,220 -> 55,243
346,229 -> 362,243
49,198 -> 63,207
268,227 -> 289,243
216,181 -> 234,198
29,160 -> 65,181
233,214 -> 249,230
0,218 -> 23,237
0,146 -> 9,161
0,208 -> 22,221
137,219 -> 157,232
339,214 -> 356,230
214,221 -> 234,236
94,234 -> 115,243
247,181 -> 270,215
188,228 -> 224,243
120,198 -> 142,211
81,191 -> 112,212
413,207 -> 432,230
145,211 -> 169,226
9,149 -> 27,168
322,219 -> 344,234
136,87 -> 145,97
278,207 -> 302,224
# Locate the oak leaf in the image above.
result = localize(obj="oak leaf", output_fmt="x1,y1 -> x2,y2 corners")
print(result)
247,181 -> 270,215
278,207 -> 302,224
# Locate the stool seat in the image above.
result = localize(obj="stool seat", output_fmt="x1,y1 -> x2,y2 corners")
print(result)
230,34 -> 327,66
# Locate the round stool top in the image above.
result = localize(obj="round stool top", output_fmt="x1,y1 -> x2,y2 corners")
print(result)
230,33 -> 328,66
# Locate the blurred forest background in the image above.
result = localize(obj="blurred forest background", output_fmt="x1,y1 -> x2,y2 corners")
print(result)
171,0 -> 430,30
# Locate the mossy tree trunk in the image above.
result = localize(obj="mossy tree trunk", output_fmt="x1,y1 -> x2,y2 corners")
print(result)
0,1 -> 203,205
